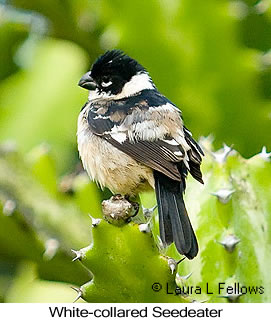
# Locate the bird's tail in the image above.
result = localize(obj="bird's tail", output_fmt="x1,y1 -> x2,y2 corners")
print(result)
154,170 -> 198,259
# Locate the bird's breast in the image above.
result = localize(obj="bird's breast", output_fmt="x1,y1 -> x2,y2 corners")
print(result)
77,105 -> 154,195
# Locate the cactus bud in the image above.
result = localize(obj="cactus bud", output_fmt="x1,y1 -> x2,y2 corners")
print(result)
102,195 -> 139,225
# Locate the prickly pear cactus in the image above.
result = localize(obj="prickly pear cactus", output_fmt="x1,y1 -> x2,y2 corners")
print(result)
72,139 -> 271,303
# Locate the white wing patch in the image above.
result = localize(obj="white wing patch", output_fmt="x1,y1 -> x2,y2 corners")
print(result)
111,132 -> 127,143
93,115 -> 110,120
162,138 -> 179,146
105,125 -> 127,143
174,151 -> 183,157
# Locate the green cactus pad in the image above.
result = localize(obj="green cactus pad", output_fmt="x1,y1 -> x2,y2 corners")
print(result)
73,217 -> 189,302
175,143 -> 271,303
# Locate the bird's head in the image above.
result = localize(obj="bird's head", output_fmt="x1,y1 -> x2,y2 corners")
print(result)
78,50 -> 155,100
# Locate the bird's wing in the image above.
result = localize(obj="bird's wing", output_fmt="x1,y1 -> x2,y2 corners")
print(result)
87,89 -> 203,183
183,126 -> 204,183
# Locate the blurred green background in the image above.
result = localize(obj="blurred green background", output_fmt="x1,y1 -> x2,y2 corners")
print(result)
0,0 -> 270,302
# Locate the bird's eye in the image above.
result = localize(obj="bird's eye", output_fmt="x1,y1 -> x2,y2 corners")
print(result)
101,76 -> 112,87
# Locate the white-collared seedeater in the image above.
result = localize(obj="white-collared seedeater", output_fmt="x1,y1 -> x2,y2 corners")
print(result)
77,50 -> 203,259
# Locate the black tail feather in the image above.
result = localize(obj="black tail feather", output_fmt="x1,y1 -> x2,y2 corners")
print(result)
154,170 -> 198,259
155,176 -> 173,245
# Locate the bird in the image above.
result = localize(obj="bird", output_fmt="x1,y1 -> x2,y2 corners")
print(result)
77,50 -> 204,259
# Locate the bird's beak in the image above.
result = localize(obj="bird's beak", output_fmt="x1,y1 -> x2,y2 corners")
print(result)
78,72 -> 97,90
